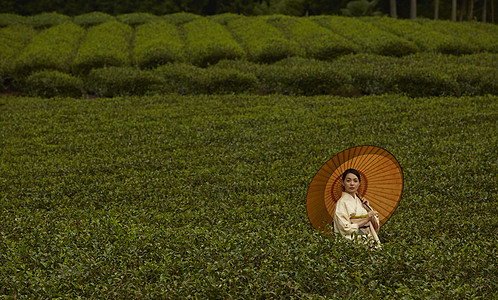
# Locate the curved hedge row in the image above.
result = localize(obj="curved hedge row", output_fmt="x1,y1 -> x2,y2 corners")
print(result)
227,16 -> 300,63
23,70 -> 83,98
365,17 -> 479,55
19,53 -> 498,98
163,12 -> 201,25
183,18 -> 245,66
331,53 -> 498,96
0,13 -> 25,27
267,15 -> 358,60
14,22 -> 85,77
133,20 -> 185,69
72,21 -> 133,75
417,19 -> 498,53
24,12 -> 72,29
312,15 -> 419,57
116,12 -> 160,26
0,25 -> 37,90
73,12 -> 115,27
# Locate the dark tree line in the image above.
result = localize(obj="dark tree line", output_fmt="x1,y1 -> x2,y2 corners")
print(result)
0,0 -> 495,22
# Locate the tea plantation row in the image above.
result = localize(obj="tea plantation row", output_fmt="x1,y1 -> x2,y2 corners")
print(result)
1,94 -> 496,298
1,13 -> 497,97
11,54 -> 498,98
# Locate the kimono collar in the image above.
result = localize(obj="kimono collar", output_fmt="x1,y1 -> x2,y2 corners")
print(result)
341,192 -> 358,201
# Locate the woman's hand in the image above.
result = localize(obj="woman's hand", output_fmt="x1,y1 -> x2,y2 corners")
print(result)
368,210 -> 379,232
367,210 -> 378,219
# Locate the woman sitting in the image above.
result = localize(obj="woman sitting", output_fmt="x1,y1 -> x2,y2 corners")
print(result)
333,169 -> 381,247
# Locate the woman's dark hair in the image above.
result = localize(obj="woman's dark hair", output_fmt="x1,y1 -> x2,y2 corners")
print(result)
342,168 -> 361,182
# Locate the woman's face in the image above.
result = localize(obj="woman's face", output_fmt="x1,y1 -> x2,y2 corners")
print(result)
342,173 -> 360,195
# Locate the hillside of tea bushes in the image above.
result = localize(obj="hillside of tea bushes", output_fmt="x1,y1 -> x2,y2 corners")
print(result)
1,94 -> 496,298
0,12 -> 497,97
1,10 -> 497,299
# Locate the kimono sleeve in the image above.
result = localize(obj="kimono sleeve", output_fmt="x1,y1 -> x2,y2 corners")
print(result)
333,201 -> 358,237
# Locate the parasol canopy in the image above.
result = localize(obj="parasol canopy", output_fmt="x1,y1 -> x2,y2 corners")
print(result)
306,145 -> 403,233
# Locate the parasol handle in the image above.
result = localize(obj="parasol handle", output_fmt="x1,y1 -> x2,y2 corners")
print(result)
357,193 -> 380,232
356,193 -> 373,212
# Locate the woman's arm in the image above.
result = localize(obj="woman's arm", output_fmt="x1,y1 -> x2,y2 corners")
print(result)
351,210 -> 377,228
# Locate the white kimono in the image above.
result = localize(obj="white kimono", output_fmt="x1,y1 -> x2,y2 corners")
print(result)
333,192 -> 381,246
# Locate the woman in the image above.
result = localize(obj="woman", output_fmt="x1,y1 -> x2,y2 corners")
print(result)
333,168 -> 381,246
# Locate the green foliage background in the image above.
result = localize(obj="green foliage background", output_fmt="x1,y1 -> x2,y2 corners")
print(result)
1,94 -> 496,298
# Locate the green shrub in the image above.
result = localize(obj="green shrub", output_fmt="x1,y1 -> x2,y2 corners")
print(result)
133,20 -> 185,69
1,93 -> 496,298
393,66 -> 459,97
268,16 -> 358,60
0,25 -> 37,91
72,21 -> 133,75
213,59 -> 264,74
86,66 -> 165,97
183,18 -> 245,67
14,22 -> 84,77
312,15 -> 418,57
198,66 -> 258,94
332,53 -> 495,97
25,12 -> 72,29
364,17 -> 473,55
0,13 -> 25,27
116,13 -> 160,26
163,12 -> 201,25
152,63 -> 201,94
417,19 -> 496,53
455,53 -> 498,69
153,63 -> 258,95
470,21 -> 498,43
73,11 -> 115,27
452,65 -> 498,95
208,13 -> 244,25
394,53 -> 498,96
331,54 -> 398,95
23,70 -> 83,97
227,16 -> 301,63
257,57 -> 353,96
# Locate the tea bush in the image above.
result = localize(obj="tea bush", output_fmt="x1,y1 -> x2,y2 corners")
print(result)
162,12 -> 201,25
14,23 -> 84,77
330,53 -> 498,97
0,25 -> 37,90
227,16 -> 300,63
23,70 -> 83,97
133,20 -> 185,69
151,63 -> 201,94
399,53 -> 498,96
24,12 -> 72,29
0,13 -> 25,27
331,54 -> 398,95
116,12 -> 160,26
455,52 -> 498,68
198,66 -> 259,94
418,19 -> 497,53
72,21 -> 133,75
268,16 -> 358,60
208,13 -> 244,25
183,18 -> 245,66
0,94 -> 496,298
257,57 -> 353,95
73,11 -> 115,27
85,66 -> 164,97
470,21 -> 498,40
312,15 -> 418,57
153,63 -> 258,95
364,16 -> 473,54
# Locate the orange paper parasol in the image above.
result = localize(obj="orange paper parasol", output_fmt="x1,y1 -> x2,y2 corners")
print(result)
306,145 -> 403,233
